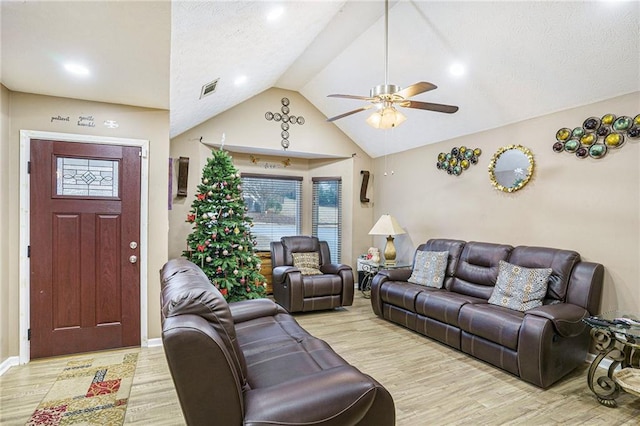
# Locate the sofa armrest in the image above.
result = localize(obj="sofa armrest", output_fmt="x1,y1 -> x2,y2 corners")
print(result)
229,298 -> 287,323
321,263 -> 351,275
243,366 -> 394,425
378,268 -> 413,282
526,303 -> 589,338
370,269 -> 413,317
272,265 -> 299,285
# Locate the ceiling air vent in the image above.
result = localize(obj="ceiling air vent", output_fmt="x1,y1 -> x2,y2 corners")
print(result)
200,78 -> 219,99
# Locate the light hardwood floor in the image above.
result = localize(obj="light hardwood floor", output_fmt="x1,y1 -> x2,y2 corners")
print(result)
1,294 -> 639,425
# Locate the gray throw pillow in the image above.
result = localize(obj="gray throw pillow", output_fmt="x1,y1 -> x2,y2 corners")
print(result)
488,260 -> 552,312
408,250 -> 448,288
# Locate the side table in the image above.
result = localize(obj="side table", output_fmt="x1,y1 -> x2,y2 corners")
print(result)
359,261 -> 411,298
583,312 -> 640,407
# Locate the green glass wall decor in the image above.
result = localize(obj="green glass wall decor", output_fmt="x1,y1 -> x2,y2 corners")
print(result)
436,146 -> 482,176
553,114 -> 640,159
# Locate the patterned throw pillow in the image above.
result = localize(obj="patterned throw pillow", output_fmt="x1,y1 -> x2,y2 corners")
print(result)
291,252 -> 322,275
488,260 -> 552,312
408,251 -> 448,288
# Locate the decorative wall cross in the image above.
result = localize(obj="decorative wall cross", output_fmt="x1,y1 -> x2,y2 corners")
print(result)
265,97 -> 305,150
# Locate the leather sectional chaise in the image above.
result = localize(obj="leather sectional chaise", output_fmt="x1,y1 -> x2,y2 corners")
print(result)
161,258 -> 395,426
370,238 -> 604,388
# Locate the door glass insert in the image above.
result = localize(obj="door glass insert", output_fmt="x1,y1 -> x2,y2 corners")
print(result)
56,157 -> 119,197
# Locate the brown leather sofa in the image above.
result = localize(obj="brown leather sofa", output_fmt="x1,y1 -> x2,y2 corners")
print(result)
370,238 -> 604,389
161,258 -> 394,426
270,236 -> 354,313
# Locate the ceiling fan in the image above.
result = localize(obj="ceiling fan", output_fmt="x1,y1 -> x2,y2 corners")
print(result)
326,0 -> 458,129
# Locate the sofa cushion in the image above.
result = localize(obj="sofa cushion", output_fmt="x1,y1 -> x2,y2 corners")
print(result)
292,251 -> 322,275
302,275 -> 343,297
408,250 -> 448,288
508,246 -> 580,302
379,281 -> 425,311
488,260 -> 552,312
448,241 -> 513,299
459,303 -> 525,350
415,290 -> 486,327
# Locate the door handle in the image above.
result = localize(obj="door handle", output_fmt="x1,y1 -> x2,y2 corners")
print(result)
129,255 -> 138,264
130,241 -> 138,249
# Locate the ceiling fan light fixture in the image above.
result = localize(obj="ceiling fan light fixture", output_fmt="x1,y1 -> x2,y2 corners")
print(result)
366,107 -> 407,129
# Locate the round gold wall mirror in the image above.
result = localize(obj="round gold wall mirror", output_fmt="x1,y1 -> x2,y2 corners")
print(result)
488,145 -> 534,193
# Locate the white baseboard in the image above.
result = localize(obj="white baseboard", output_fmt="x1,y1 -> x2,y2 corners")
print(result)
0,356 -> 20,377
146,338 -> 163,348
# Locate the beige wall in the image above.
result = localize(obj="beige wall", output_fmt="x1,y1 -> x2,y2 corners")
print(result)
2,91 -> 169,362
373,91 -> 640,313
1,84 -> 11,361
169,88 -> 374,269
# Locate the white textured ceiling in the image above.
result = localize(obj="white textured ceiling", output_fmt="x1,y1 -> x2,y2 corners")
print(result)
2,1 -> 639,159
1,1 -> 170,110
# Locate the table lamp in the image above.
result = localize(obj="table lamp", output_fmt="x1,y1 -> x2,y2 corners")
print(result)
368,214 -> 406,266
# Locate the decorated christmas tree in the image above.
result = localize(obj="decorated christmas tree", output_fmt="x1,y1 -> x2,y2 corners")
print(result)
184,148 -> 267,302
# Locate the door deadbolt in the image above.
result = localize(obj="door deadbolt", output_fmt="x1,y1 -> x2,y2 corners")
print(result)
130,241 -> 138,249
129,255 -> 138,264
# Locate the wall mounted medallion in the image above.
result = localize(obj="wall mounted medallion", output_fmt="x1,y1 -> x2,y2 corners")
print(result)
553,114 -> 640,159
436,146 -> 482,176
265,98 -> 306,150
488,145 -> 534,193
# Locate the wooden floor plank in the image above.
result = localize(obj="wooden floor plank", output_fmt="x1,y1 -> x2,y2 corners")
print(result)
1,293 -> 639,425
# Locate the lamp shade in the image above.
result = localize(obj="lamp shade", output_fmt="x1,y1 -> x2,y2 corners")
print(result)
368,214 -> 406,236
366,107 -> 407,129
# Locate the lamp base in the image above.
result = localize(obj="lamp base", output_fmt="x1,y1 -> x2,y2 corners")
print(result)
383,235 -> 397,266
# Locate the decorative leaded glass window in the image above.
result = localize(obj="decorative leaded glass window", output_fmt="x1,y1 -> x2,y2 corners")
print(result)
56,157 -> 119,197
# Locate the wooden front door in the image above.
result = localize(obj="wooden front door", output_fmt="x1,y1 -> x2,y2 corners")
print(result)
30,139 -> 141,359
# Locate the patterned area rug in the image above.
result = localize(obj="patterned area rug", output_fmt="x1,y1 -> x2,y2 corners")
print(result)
26,351 -> 139,425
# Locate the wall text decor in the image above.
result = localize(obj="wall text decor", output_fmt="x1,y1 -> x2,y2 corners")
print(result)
250,155 -> 291,169
553,114 -> 640,159
265,97 -> 305,150
436,146 -> 482,176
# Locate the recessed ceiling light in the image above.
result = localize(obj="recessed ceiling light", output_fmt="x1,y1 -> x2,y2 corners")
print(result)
234,75 -> 247,86
64,63 -> 90,76
449,63 -> 465,77
267,6 -> 284,21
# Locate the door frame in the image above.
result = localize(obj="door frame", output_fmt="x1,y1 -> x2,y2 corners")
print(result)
19,130 -> 150,364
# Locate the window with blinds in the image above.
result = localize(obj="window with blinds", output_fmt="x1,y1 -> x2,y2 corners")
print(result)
241,174 -> 302,251
312,177 -> 342,263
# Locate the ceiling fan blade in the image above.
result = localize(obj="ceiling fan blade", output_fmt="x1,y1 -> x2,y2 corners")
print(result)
402,100 -> 459,114
327,94 -> 375,101
326,106 -> 373,122
394,82 -> 438,99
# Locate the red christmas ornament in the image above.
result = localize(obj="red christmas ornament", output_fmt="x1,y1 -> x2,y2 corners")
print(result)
197,245 -> 206,252
240,278 -> 246,284
224,227 -> 230,233
212,233 -> 217,240
197,193 -> 206,200
220,288 -> 228,297
226,194 -> 231,200
186,214 -> 196,222
217,266 -> 222,273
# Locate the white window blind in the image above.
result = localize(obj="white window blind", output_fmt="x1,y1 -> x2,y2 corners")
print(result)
312,177 -> 342,263
241,174 -> 302,251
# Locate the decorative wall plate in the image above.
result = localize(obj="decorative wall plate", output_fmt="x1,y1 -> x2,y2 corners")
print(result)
436,145 -> 481,176
281,97 -> 290,106
554,112 -> 639,160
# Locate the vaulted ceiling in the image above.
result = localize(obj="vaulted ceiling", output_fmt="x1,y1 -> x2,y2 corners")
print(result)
2,1 -> 639,158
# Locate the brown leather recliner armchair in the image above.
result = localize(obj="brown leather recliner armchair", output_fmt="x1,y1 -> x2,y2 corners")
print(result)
270,236 -> 354,313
